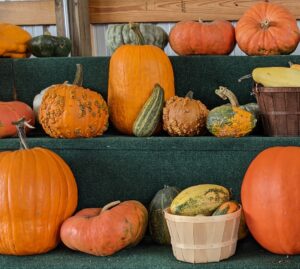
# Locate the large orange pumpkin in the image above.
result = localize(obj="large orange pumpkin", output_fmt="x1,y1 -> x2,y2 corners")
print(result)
241,146 -> 300,254
0,119 -> 78,255
60,200 -> 148,256
0,101 -> 35,138
236,2 -> 300,56
169,20 -> 235,55
108,23 -> 175,135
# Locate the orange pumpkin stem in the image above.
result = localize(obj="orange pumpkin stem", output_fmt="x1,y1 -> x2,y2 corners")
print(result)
185,91 -> 194,99
11,117 -> 34,150
260,19 -> 270,30
72,64 -> 83,86
129,23 -> 145,45
101,200 -> 121,213
215,86 -> 240,107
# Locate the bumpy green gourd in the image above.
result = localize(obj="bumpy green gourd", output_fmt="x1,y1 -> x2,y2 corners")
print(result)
106,23 -> 168,52
133,84 -> 164,137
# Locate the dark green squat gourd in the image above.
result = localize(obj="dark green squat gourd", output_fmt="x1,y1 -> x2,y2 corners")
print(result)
106,23 -> 169,52
27,34 -> 72,57
133,84 -> 165,137
149,185 -> 181,245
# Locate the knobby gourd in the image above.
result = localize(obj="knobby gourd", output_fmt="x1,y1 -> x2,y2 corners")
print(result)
108,23 -> 175,135
0,118 -> 78,255
38,64 -> 109,138
163,91 -> 209,136
206,86 -> 257,138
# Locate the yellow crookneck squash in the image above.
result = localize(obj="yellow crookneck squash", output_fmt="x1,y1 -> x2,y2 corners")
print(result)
108,23 -> 175,135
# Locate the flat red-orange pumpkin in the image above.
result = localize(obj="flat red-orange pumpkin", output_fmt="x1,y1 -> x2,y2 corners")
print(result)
169,20 -> 235,55
60,200 -> 148,256
235,2 -> 300,56
241,146 -> 300,254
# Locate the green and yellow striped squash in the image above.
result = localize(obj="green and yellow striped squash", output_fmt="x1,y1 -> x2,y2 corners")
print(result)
133,84 -> 164,137
170,184 -> 230,216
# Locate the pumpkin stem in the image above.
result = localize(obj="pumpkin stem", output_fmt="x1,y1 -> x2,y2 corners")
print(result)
215,86 -> 240,107
238,74 -> 252,83
101,200 -> 121,213
129,23 -> 145,45
72,64 -> 83,86
260,19 -> 270,30
12,118 -> 35,150
185,91 -> 194,99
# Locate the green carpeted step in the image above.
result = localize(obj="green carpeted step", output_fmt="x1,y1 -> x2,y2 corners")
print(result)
0,236 -> 297,269
1,135 -> 300,209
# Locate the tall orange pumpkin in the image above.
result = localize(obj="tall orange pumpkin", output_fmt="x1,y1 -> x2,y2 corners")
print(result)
108,23 -> 175,135
236,2 -> 300,56
241,146 -> 300,254
169,20 -> 235,55
0,119 -> 78,255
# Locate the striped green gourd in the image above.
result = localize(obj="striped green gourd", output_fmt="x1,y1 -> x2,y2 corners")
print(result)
133,84 -> 164,137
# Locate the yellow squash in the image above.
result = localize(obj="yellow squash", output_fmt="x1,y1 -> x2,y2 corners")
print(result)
252,67 -> 300,87
170,184 -> 230,216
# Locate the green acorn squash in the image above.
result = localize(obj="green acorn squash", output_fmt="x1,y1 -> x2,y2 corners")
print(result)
27,33 -> 71,57
149,185 -> 181,245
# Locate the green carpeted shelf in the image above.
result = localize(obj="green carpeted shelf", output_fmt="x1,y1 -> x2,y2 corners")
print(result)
0,237 -> 298,269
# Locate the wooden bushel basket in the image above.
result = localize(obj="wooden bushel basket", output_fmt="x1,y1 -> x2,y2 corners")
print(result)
253,84 -> 300,136
164,207 -> 241,264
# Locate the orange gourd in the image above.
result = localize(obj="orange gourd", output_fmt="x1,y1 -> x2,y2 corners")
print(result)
0,119 -> 78,255
241,146 -> 300,254
108,23 -> 175,135
169,20 -> 235,55
0,23 -> 31,58
0,101 -> 35,138
60,200 -> 148,256
236,2 -> 300,56
39,64 -> 109,138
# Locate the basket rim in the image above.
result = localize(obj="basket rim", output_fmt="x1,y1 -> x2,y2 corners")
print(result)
164,205 -> 241,223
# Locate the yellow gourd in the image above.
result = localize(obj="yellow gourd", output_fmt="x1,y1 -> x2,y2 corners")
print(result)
252,67 -> 300,87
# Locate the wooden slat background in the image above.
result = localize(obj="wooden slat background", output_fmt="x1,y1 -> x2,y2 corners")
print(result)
2,0 -> 300,25
0,0 -> 55,25
89,0 -> 300,23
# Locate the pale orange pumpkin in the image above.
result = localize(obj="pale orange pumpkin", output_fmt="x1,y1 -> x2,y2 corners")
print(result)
169,20 -> 236,55
236,2 -> 300,56
108,23 -> 175,135
60,200 -> 148,256
0,119 -> 78,255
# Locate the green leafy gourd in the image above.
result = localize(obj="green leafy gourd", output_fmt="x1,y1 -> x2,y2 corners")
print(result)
133,84 -> 164,137
206,86 -> 258,138
106,23 -> 168,52
149,185 -> 181,245
27,33 -> 71,57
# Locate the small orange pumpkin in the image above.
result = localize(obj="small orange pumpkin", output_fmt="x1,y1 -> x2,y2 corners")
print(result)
39,64 -> 109,138
0,118 -> 78,255
236,2 -> 300,56
60,200 -> 148,256
169,20 -> 235,55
